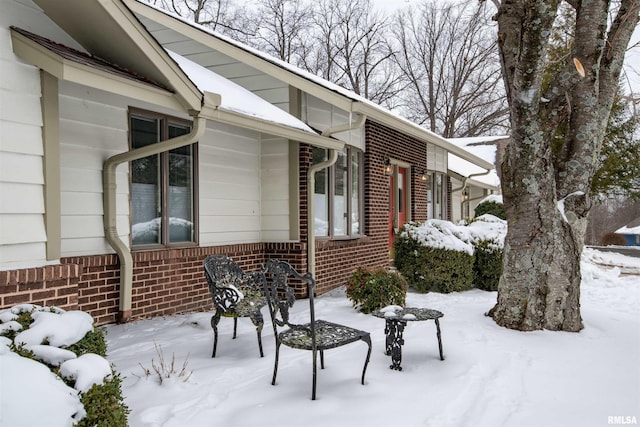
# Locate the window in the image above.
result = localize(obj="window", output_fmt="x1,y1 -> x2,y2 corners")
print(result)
129,111 -> 197,247
428,172 -> 447,220
313,146 -> 363,238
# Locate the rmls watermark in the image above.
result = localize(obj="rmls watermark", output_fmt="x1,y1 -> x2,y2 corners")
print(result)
608,416 -> 638,425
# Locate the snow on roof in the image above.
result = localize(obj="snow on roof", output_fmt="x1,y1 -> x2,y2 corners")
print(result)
615,217 -> 640,235
167,50 -> 315,133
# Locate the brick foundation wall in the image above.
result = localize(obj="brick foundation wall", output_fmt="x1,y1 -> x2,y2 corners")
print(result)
0,264 -> 80,310
0,243 -> 305,326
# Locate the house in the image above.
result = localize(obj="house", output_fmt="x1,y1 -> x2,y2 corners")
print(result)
446,137 -> 506,222
0,0 -> 495,325
615,218 -> 640,246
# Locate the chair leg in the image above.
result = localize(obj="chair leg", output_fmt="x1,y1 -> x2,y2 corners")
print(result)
361,335 -> 372,385
272,341 -> 281,386
250,311 -> 265,357
232,317 -> 238,339
320,350 -> 325,369
210,313 -> 221,358
435,318 -> 445,360
312,349 -> 318,400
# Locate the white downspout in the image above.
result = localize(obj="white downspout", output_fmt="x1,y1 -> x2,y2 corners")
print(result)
103,115 -> 206,323
306,114 -> 367,276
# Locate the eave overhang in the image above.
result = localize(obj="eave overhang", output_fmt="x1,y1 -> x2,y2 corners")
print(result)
32,0 -> 202,112
10,28 -> 184,111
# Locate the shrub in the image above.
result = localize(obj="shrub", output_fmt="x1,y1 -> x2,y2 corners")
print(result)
0,305 -> 129,426
65,328 -> 107,357
394,228 -> 474,293
473,239 -> 503,291
474,200 -> 506,220
76,373 -> 129,427
600,232 -> 626,246
345,267 -> 407,313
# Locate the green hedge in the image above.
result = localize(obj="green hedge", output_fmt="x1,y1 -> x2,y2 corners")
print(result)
473,239 -> 503,291
346,267 -> 407,313
0,307 -> 129,427
394,231 -> 474,293
474,200 -> 506,220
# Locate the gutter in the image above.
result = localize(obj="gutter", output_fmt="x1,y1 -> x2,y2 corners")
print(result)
306,114 -> 366,277
103,115 -> 206,323
451,169 -> 493,216
451,169 -> 492,194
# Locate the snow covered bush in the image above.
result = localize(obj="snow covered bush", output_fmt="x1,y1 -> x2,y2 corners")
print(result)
467,214 -> 507,291
474,195 -> 506,220
394,216 -> 507,293
345,267 -> 407,313
0,304 -> 129,427
394,221 -> 474,293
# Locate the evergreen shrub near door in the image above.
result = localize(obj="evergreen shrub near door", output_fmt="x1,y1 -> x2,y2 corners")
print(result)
346,267 -> 408,313
473,239 -> 503,291
394,221 -> 474,293
394,217 -> 506,293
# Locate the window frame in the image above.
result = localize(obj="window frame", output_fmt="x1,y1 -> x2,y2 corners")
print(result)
313,146 -> 364,240
128,108 -> 199,250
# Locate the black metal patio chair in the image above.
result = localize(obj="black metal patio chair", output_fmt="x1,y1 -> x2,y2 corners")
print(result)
260,259 -> 372,400
203,255 -> 266,358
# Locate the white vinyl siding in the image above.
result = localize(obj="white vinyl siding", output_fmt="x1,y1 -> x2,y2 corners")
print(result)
198,121 -> 263,245
0,6 -> 47,265
58,84 -> 130,256
261,137 -> 290,242
1,0 -> 86,267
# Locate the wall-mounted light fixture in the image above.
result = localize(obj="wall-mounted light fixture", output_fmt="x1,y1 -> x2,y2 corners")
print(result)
384,159 -> 393,176
420,169 -> 427,181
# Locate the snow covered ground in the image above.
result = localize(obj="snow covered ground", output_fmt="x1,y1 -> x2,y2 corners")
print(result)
104,248 -> 639,427
1,248 -> 638,427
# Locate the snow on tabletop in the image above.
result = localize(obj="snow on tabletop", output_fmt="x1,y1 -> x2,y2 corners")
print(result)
13,310 -> 94,348
380,305 -> 403,313
402,313 -> 417,320
59,353 -> 112,393
0,352 -> 85,427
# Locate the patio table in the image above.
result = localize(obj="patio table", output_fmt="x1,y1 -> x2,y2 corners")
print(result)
372,307 -> 444,371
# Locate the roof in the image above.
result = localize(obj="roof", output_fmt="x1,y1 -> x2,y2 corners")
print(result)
123,0 -> 496,170
11,26 -> 173,92
616,217 -> 640,235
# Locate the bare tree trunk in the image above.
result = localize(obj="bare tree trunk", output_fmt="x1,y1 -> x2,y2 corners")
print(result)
490,0 -> 639,332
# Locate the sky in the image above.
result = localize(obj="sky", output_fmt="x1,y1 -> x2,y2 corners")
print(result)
1,237 -> 639,427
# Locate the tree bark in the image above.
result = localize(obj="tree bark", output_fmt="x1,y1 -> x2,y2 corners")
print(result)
490,0 -> 639,331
